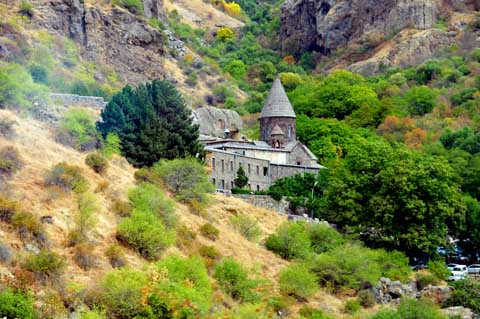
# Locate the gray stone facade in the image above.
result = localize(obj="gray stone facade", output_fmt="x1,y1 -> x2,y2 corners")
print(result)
49,93 -> 107,109
202,78 -> 323,191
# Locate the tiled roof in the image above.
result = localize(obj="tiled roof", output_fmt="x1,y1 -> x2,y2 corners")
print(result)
260,78 -> 296,119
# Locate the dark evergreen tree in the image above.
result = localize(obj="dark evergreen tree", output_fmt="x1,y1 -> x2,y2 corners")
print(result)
97,80 -> 202,167
234,166 -> 248,189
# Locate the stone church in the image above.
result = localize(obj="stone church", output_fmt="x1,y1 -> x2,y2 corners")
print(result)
199,78 -> 323,191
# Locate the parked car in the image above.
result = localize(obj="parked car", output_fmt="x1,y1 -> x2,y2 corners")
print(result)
412,264 -> 428,271
467,264 -> 480,274
448,265 -> 468,281
447,263 -> 458,271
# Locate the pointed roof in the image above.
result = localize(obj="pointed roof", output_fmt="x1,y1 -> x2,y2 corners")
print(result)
260,78 -> 296,119
271,124 -> 284,135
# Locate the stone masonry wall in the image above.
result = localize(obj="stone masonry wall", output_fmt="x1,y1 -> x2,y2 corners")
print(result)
230,194 -> 291,215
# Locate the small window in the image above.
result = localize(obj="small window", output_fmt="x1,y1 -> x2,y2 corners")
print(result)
263,167 -> 268,176
242,150 -> 246,155
212,158 -> 216,169
221,159 -> 225,172
248,183 -> 251,190
248,164 -> 251,174
256,185 -> 260,191
230,161 -> 234,172
221,179 -> 225,189
256,165 -> 259,175
231,181 -> 234,189
297,161 -> 301,166
212,178 -> 216,186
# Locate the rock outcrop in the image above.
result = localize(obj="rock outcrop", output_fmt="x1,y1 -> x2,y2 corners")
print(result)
193,106 -> 243,138
32,0 -> 166,84
280,0 -> 440,55
374,277 -> 418,304
142,0 -> 166,21
441,306 -> 477,319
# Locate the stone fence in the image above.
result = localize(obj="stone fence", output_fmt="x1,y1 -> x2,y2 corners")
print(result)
49,93 -> 107,109
230,194 -> 291,215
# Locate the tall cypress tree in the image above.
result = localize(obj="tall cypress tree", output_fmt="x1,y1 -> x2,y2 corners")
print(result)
97,80 -> 203,167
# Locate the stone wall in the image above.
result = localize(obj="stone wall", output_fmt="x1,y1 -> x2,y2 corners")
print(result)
49,93 -> 107,109
231,194 -> 291,215
260,117 -> 296,143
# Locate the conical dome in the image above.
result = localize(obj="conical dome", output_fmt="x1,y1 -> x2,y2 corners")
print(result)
270,124 -> 284,135
260,78 -> 296,119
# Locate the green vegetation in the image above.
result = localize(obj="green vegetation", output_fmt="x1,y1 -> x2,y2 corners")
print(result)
343,299 -> 361,314
229,214 -> 262,241
0,289 -> 37,319
98,80 -> 203,167
372,299 -> 446,319
57,108 -> 100,151
234,165 -> 249,189
85,153 -> 108,174
265,221 -> 311,260
200,222 -> 220,241
214,257 -> 261,302
44,162 -> 88,193
112,0 -> 144,15
23,250 -> 65,281
445,279 -> 480,314
0,145 -> 23,177
279,263 -> 318,299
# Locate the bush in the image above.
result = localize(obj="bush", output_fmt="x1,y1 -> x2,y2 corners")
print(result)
279,263 -> 318,300
216,27 -> 235,42
23,250 -> 65,280
445,278 -> 480,314
56,108 -> 100,151
74,243 -> 98,270
73,192 -> 98,243
0,115 -> 16,138
111,199 -> 133,217
99,268 -> 148,318
299,306 -> 332,319
198,245 -> 220,260
214,258 -> 260,302
128,183 -> 176,228
344,299 -> 361,314
396,299 -> 446,319
105,244 -> 126,268
77,308 -> 107,319
0,241 -> 13,263
307,223 -> 344,254
18,0 -> 34,17
112,0 -> 144,14
176,225 -> 197,248
0,194 -> 18,222
152,158 -> 214,204
85,153 -> 108,174
117,210 -> 175,260
416,272 -> 438,290
44,162 -> 88,193
200,223 -> 219,241
0,289 -> 37,319
404,85 -> 438,116
0,145 -> 23,177
11,211 -> 43,239
230,214 -> 262,241
358,289 -> 376,307
265,221 -> 311,260
427,259 -> 450,281
100,133 -> 121,159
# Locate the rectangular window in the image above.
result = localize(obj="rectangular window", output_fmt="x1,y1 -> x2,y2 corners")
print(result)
257,185 -> 260,191
248,183 -> 251,190
221,179 -> 225,189
256,165 -> 259,175
212,158 -> 215,169
212,178 -> 216,186
263,167 -> 268,176
221,159 -> 225,172
248,164 -> 251,174
230,161 -> 234,172
231,181 -> 234,189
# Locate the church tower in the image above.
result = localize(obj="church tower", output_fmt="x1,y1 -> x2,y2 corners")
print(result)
259,78 -> 296,146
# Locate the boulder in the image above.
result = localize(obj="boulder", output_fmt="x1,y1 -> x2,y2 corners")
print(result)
374,277 -> 417,304
441,306 -> 476,319
419,285 -> 454,304
193,107 -> 243,138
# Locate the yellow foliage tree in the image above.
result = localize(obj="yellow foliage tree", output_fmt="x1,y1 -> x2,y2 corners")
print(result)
216,27 -> 235,42
224,1 -> 242,18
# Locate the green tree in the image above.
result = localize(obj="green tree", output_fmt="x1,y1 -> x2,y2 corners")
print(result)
234,165 -> 248,189
225,60 -> 247,79
404,85 -> 437,116
97,80 -> 202,167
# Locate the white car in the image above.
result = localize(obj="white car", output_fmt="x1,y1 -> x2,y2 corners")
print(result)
448,265 -> 468,281
467,264 -> 480,274
447,263 -> 458,271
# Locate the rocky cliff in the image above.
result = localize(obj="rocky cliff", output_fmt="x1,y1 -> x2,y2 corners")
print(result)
280,0 -> 479,74
31,0 -> 166,84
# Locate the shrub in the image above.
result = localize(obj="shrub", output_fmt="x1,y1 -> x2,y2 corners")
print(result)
200,222 -> 219,241
176,225 -> 197,248
19,0 -> 34,17
445,278 -> 480,314
56,108 -> 100,151
427,259 -> 450,281
299,306 -> 332,319
23,250 -> 65,280
99,268 -> 148,318
73,192 -> 98,243
230,214 -> 262,241
344,299 -> 361,314
94,180 -> 109,193
358,289 -> 376,307
117,210 -> 175,260
307,223 -> 344,254
214,257 -> 260,302
0,145 -> 23,177
396,299 -> 446,319
73,243 -> 98,270
265,221 -> 311,260
198,245 -> 220,268
112,0 -> 144,14
44,162 -> 88,193
0,289 -> 37,319
152,158 -> 214,204
279,263 -> 318,300
416,272 -> 438,290
0,241 -> 13,263
154,255 -> 212,317
0,194 -> 18,222
77,308 -> 107,319
216,27 -> 235,42
11,211 -> 43,239
111,199 -> 133,217
100,133 -> 121,159
85,153 -> 108,174
128,183 -> 176,228
404,85 -> 438,116
105,244 -> 126,268
0,115 -> 16,138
